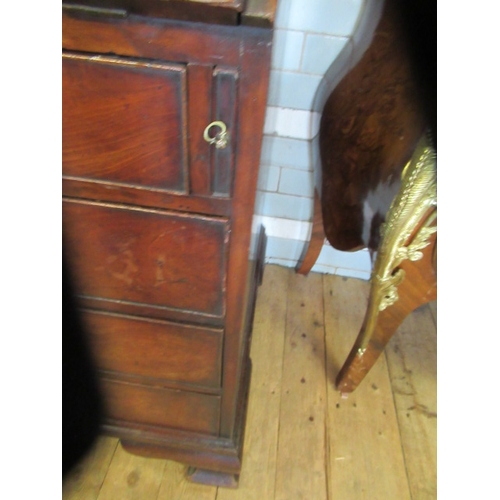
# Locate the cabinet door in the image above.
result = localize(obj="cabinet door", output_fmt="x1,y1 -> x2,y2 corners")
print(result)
63,53 -> 238,199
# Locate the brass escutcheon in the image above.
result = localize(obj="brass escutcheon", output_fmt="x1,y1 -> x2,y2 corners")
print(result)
203,121 -> 229,149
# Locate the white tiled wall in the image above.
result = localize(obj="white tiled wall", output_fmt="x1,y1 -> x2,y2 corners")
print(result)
254,0 -> 384,280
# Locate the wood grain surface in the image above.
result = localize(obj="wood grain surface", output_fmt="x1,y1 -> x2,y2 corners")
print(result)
385,303 -> 437,500
323,275 -> 411,500
319,0 -> 427,251
63,199 -> 229,318
83,310 -> 223,389
274,271 -> 328,500
63,54 -> 188,193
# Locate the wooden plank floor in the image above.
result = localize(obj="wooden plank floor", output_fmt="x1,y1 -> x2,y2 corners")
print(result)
63,265 -> 437,500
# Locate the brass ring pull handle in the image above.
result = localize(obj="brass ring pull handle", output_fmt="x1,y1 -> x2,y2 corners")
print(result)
203,121 -> 229,150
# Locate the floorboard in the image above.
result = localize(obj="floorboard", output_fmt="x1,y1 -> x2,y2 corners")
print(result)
96,442 -> 166,500
217,265 -> 288,500
323,275 -> 412,500
385,303 -> 437,500
274,272 -> 328,500
62,436 -> 119,500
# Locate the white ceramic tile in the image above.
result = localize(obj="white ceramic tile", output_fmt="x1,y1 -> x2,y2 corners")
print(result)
257,164 -> 281,192
271,29 -> 305,71
254,190 -> 313,221
263,107 -> 321,140
260,135 -> 312,170
252,215 -> 312,241
278,167 -> 314,197
268,70 -> 322,111
276,0 -> 364,37
274,0 -> 294,31
266,236 -> 305,261
301,34 -> 349,75
311,112 -> 321,138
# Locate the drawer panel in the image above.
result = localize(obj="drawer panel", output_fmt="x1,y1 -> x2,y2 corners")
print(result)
101,379 -> 220,435
62,53 -> 187,193
83,310 -> 223,389
63,199 -> 228,318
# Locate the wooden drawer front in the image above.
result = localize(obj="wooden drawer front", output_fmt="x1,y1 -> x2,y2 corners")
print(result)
63,199 -> 228,318
84,310 -> 223,389
62,1 -> 245,26
101,379 -> 220,435
62,53 -> 187,193
63,52 -> 239,200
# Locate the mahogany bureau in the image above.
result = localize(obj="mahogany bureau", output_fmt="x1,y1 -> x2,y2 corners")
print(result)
62,0 -> 276,486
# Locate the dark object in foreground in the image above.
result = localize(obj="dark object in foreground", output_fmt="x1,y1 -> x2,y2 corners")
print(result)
62,257 -> 103,478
